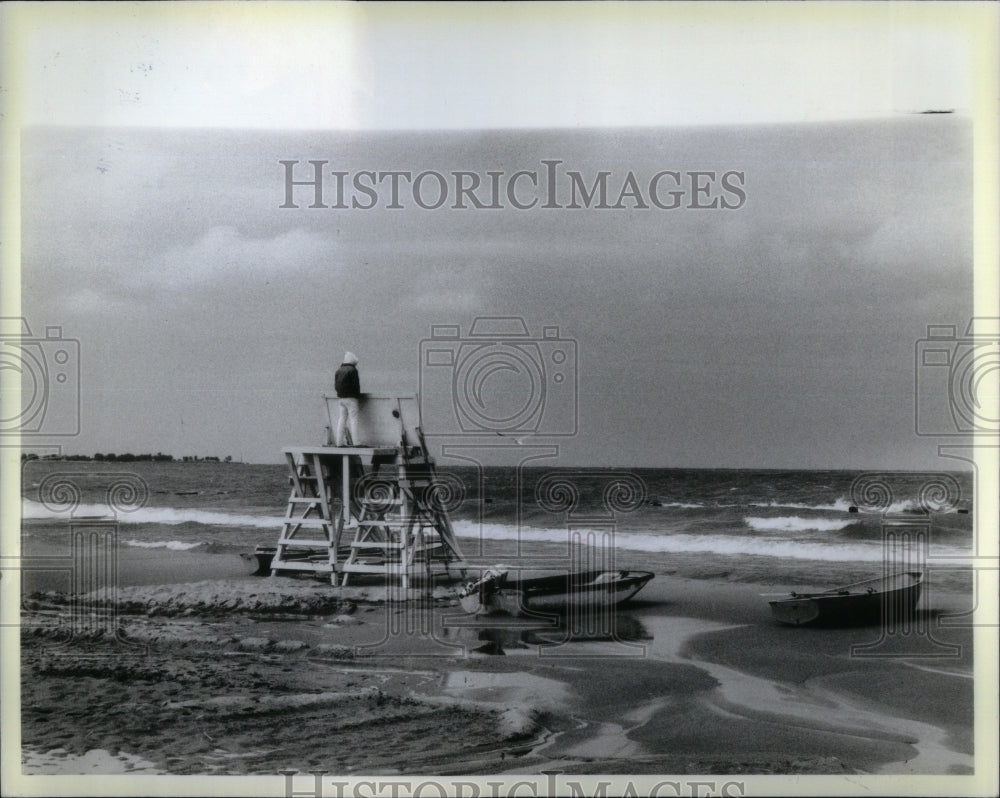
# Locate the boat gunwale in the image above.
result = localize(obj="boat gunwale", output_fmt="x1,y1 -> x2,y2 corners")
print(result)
462,569 -> 655,616
769,570 -> 923,604
767,571 -> 923,627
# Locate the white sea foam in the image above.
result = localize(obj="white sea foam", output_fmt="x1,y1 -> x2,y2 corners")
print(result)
124,539 -> 203,551
449,520 -> 966,563
748,498 -> 855,512
21,500 -> 281,528
745,515 -> 855,532
747,497 -> 924,514
23,500 -> 970,563
885,499 -> 923,514
747,497 -> 920,514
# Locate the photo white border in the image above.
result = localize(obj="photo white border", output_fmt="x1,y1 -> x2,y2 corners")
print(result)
2,3 -> 997,796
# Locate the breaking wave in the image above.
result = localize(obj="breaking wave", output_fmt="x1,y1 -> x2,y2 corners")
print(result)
123,539 -> 204,551
745,516 -> 855,532
22,500 -> 280,528
449,521 -> 967,563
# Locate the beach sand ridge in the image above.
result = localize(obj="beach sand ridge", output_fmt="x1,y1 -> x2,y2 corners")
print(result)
19,565 -> 974,776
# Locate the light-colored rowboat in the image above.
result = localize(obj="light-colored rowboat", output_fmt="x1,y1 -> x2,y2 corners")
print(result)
458,567 -> 655,616
768,571 -> 923,627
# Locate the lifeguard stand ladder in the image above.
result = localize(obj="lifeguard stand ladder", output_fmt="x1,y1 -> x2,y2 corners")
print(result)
268,394 -> 468,587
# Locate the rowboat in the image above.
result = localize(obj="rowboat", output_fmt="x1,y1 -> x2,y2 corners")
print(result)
768,571 -> 923,627
241,546 -> 277,576
457,566 -> 655,616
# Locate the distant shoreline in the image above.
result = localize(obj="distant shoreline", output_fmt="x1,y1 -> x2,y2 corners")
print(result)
21,453 -> 239,464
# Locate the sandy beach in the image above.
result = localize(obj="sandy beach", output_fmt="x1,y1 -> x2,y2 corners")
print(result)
19,545 -> 974,778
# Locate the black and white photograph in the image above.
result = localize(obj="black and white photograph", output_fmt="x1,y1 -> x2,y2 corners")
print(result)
2,4 -> 998,797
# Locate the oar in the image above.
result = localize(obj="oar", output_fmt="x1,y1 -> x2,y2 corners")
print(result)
759,589 -> 848,598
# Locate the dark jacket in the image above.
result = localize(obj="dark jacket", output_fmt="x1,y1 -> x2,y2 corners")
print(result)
334,363 -> 361,398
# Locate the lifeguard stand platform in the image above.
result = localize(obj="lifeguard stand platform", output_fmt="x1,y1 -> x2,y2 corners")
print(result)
268,394 -> 468,587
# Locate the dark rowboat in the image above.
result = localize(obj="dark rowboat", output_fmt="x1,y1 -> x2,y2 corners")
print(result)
241,546 -> 277,576
768,571 -> 923,627
458,566 -> 654,616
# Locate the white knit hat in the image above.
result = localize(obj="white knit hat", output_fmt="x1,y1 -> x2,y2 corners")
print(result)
343,351 -> 358,365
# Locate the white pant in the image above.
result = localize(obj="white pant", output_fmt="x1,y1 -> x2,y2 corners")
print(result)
335,398 -> 360,446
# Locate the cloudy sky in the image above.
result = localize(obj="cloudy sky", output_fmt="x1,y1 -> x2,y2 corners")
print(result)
6,4 -> 994,467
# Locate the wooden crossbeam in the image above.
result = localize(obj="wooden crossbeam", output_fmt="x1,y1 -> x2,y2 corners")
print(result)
269,437 -> 467,586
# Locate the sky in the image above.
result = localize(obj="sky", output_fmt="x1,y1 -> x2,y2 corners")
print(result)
4,3 -> 996,468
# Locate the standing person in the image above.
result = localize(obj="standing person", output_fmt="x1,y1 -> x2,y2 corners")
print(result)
334,351 -> 362,446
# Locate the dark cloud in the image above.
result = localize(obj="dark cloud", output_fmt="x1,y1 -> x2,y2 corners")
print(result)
21,118 -> 972,465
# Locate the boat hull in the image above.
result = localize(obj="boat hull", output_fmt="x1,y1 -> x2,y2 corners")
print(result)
240,546 -> 277,576
769,571 -> 922,627
459,569 -> 654,617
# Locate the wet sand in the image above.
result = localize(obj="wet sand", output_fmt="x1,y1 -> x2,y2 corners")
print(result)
19,546 -> 974,776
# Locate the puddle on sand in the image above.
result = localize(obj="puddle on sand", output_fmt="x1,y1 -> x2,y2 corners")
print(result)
641,615 -> 974,775
445,611 -> 652,656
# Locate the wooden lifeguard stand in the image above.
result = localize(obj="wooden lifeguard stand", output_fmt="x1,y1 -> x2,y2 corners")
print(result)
268,394 -> 468,587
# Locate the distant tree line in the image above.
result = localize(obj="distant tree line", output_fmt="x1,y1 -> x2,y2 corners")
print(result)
21,453 -> 233,463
